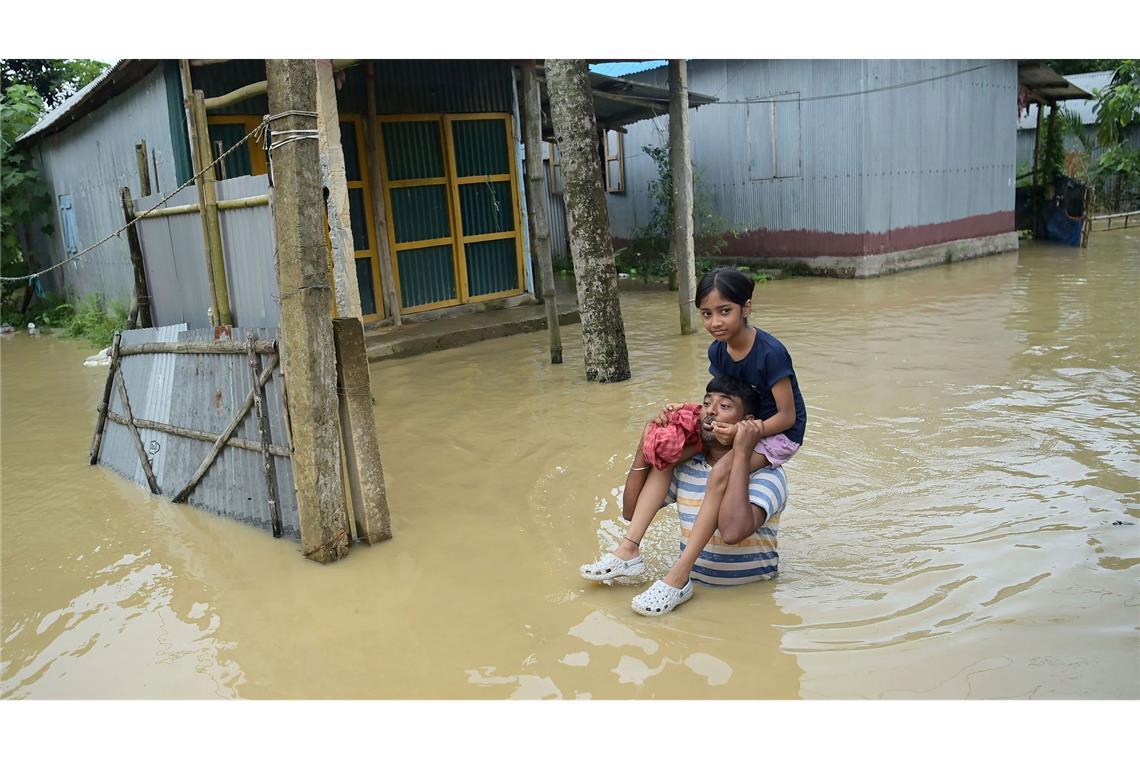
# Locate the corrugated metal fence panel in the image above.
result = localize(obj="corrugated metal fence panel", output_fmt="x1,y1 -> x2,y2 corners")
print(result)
215,175 -> 279,328
135,186 -> 213,329
98,325 -> 299,539
102,324 -> 187,492
135,175 -> 277,329
30,66 -> 180,304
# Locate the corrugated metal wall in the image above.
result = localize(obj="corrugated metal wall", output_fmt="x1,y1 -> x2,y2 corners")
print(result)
25,66 -> 180,305
606,59 -> 1018,239
98,325 -> 299,538
135,175 -> 278,329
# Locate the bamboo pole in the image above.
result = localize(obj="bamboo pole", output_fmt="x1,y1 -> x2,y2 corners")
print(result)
519,61 -> 562,364
119,340 -> 276,356
141,195 -> 269,219
116,363 -> 161,495
190,90 -> 233,326
89,332 -> 123,465
364,61 -> 401,325
104,410 -> 290,457
120,188 -> 153,329
172,355 -> 279,503
247,334 -> 283,537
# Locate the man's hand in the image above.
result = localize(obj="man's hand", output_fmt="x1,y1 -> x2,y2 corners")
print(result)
733,419 -> 765,453
712,421 -> 737,446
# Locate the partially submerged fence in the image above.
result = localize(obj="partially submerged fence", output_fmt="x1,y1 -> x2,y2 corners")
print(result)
90,325 -> 299,538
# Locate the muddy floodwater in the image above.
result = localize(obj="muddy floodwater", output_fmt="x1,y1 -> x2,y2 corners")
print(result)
2,234 -> 1138,699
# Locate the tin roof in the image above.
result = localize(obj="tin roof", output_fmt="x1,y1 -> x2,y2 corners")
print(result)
16,60 -> 160,146
1018,61 -> 1093,106
17,59 -> 716,148
1017,70 -> 1114,129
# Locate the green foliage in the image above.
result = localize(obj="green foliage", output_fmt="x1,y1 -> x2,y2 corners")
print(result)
1,84 -> 52,283
60,294 -> 128,346
1,59 -> 108,108
617,144 -> 733,280
1092,61 -> 1140,210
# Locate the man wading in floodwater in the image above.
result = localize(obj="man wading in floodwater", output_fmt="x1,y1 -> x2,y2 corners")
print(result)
580,375 -> 789,616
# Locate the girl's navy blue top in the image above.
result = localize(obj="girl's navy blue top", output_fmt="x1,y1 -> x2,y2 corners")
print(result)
708,327 -> 807,445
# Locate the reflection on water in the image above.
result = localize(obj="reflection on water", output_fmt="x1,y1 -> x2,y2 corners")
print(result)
2,231 -> 1137,699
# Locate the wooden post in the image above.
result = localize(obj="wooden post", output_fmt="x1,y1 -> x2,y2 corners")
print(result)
89,332 -> 123,465
1032,102 -> 1046,239
120,188 -> 153,329
668,60 -> 698,335
519,61 -> 563,364
316,59 -> 363,319
189,90 -> 233,326
247,334 -> 283,538
116,363 -> 161,495
332,318 -> 392,544
546,59 -> 631,383
135,140 -> 152,197
364,61 -> 401,325
265,59 -> 351,564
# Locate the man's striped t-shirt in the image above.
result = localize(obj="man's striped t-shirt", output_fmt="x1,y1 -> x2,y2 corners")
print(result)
665,454 -> 789,586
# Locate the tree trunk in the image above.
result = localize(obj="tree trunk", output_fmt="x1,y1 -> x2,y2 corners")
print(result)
520,61 -> 563,365
265,59 -> 351,564
668,60 -> 697,335
546,59 -> 630,383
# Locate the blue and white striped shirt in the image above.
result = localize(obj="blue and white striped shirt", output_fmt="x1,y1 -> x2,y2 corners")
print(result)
665,454 -> 789,586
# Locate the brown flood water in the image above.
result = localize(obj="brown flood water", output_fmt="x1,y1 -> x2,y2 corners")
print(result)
2,233 -> 1138,699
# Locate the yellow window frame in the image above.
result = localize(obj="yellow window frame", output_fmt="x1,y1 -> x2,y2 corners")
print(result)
375,112 -> 526,314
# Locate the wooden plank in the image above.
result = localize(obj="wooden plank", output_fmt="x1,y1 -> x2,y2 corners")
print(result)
115,363 -> 161,495
88,332 -> 123,465
119,340 -> 277,356
247,335 -> 283,538
172,354 -> 279,504
104,410 -> 290,458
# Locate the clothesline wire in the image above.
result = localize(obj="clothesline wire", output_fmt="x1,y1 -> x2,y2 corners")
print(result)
2,111 -> 316,284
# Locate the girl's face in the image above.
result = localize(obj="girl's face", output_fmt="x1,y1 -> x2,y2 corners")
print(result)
698,288 -> 751,341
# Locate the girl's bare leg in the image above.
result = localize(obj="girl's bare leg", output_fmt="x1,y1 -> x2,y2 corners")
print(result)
612,465 -> 673,560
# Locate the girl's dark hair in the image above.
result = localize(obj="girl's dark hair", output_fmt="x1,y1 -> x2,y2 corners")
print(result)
695,267 -> 754,309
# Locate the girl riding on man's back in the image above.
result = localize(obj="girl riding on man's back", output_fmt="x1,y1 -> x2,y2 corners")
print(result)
580,266 -> 808,614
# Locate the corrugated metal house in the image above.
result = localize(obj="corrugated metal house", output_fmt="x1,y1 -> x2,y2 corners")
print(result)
601,59 -> 1022,277
17,59 -> 709,326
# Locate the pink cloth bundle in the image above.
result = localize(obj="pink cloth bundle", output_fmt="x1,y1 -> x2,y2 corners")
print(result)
641,403 -> 703,470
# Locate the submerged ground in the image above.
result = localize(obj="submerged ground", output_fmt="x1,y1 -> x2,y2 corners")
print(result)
2,233 -> 1137,698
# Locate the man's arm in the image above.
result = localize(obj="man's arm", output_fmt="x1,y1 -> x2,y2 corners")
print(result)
718,420 -> 767,544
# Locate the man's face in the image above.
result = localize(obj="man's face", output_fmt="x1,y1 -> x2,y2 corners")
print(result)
699,391 -> 748,447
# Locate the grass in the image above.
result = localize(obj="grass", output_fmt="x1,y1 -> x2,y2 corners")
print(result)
2,291 -> 127,347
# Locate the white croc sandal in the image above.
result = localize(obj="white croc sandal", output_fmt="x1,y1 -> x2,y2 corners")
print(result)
631,579 -> 694,616
579,553 -> 647,582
